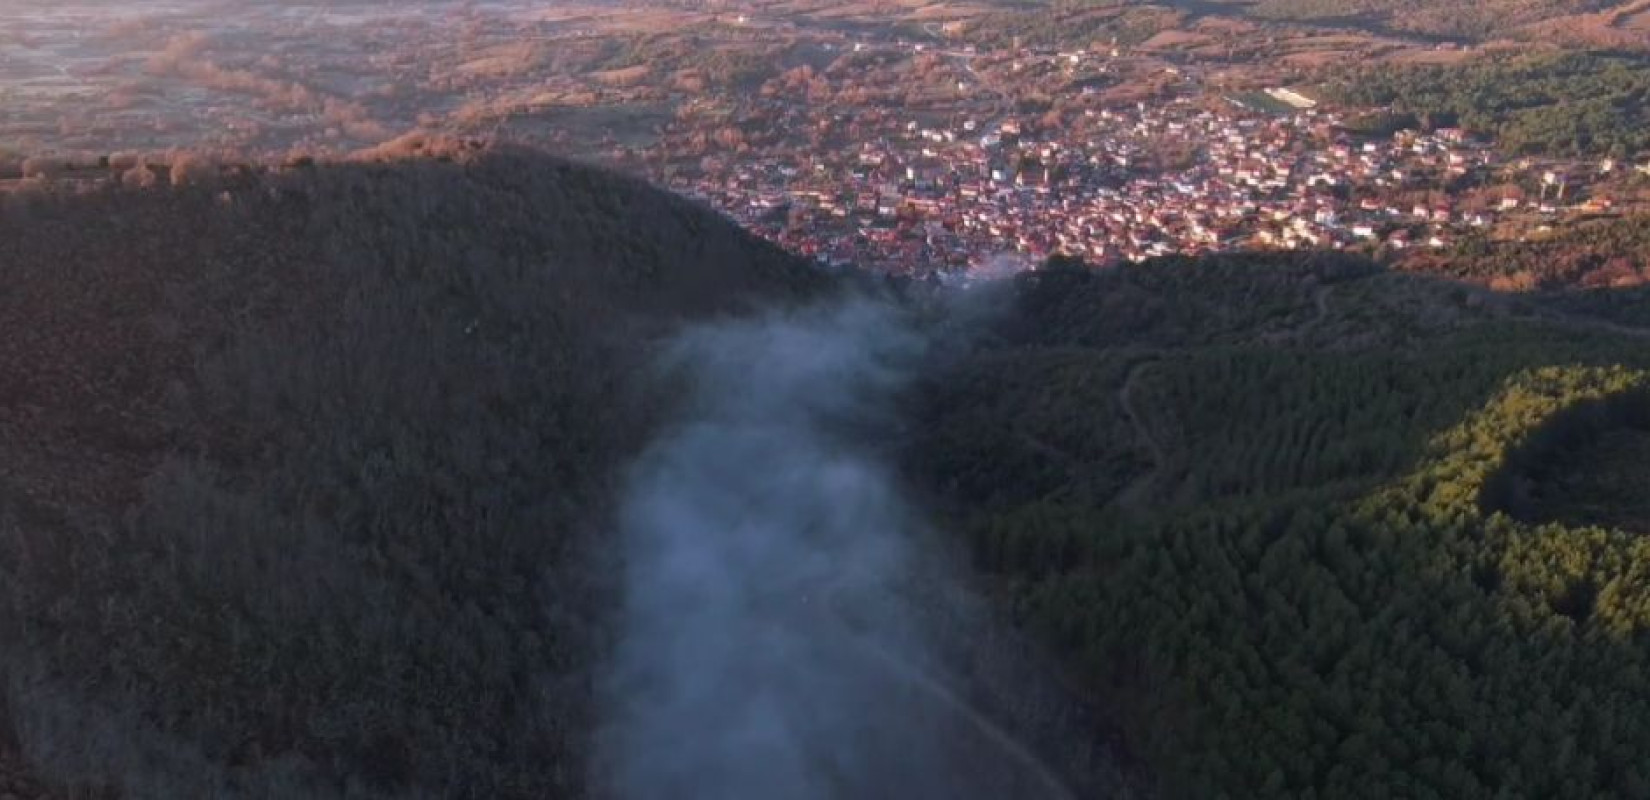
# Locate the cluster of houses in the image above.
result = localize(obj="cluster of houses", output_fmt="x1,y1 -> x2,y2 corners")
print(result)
664,92 -> 1618,274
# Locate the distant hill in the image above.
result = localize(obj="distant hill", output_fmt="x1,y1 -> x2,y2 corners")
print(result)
0,148 -> 830,798
963,0 -> 1650,52
1240,0 -> 1612,38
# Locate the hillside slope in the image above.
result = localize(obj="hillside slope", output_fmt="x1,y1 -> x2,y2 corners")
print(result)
1240,0 -> 1612,39
0,149 -> 830,798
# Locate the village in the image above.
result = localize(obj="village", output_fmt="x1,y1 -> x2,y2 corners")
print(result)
648,77 -> 1631,276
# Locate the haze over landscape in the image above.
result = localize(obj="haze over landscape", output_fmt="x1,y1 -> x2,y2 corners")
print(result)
6,1 -> 1650,798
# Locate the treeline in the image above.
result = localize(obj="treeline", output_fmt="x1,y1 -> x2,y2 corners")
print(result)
1321,52 -> 1650,157
913,257 -> 1650,797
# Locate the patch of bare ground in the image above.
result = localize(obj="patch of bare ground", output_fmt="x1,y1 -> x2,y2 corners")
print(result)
1195,16 -> 1261,34
907,3 -> 995,21
1280,49 -> 1356,67
1138,29 -> 1214,50
589,65 -> 652,87
1376,46 -> 1482,65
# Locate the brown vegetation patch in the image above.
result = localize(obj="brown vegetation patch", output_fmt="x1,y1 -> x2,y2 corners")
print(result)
0,186 -> 293,515
1510,0 -> 1650,51
1621,5 -> 1650,32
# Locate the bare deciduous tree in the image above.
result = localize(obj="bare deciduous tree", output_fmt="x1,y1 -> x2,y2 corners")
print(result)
19,156 -> 60,181
122,161 -> 159,190
168,154 -> 216,188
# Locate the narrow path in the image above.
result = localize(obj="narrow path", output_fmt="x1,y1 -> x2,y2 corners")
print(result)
1112,358 -> 1163,511
848,637 -> 1079,800
1114,283 -> 1334,511
1287,283 -> 1334,345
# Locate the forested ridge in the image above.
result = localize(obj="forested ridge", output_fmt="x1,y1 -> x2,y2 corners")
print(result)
911,253 -> 1650,798
0,148 -> 833,798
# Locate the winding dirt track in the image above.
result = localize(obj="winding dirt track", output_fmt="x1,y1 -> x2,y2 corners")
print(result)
1311,284 -> 1332,332
1113,358 -> 1164,511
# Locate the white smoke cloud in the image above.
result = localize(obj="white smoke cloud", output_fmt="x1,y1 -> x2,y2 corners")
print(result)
594,297 -> 1078,800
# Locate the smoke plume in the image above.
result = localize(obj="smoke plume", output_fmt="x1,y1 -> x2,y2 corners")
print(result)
595,297 -> 1074,800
